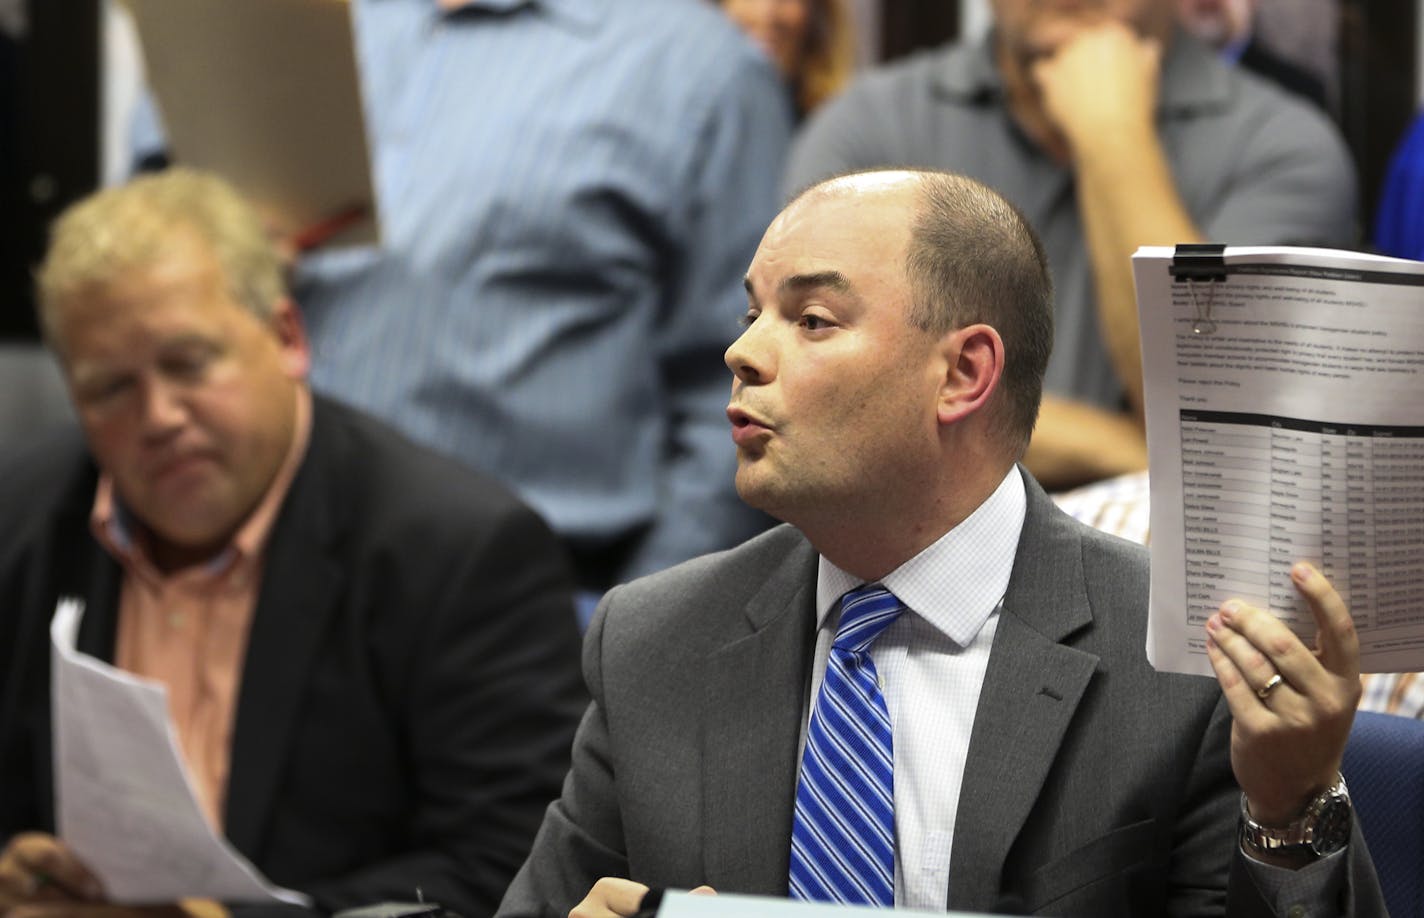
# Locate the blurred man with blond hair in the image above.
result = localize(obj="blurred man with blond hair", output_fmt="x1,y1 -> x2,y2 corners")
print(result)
0,168 -> 584,918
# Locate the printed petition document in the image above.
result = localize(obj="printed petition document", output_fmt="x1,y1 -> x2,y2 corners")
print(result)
1133,245 -> 1424,676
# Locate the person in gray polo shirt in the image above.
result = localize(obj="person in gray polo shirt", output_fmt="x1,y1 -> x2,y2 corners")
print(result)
785,0 -> 1354,490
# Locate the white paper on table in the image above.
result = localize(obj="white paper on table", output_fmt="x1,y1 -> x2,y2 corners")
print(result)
656,890 -> 999,917
1133,245 -> 1424,676
50,599 -> 309,906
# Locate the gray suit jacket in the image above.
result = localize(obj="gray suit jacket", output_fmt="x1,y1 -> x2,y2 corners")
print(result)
499,473 -> 1383,916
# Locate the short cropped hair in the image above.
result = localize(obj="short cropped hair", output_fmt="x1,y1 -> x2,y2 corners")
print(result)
903,171 -> 1054,455
35,168 -> 283,339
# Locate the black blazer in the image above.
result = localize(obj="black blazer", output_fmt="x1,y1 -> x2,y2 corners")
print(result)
0,396 -> 587,918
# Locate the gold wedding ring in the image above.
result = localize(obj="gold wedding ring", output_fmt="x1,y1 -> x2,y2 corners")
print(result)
1256,673 -> 1283,700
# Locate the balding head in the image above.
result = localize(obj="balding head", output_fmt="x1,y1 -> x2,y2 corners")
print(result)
785,170 -> 1053,453
729,169 -> 1051,574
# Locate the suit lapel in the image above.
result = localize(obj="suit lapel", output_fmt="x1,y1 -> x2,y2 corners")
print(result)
702,536 -> 819,895
949,475 -> 1100,912
223,400 -> 345,857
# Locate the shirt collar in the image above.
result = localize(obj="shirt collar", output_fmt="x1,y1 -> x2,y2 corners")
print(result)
90,387 -> 314,580
931,27 -> 1233,116
815,466 -> 1027,648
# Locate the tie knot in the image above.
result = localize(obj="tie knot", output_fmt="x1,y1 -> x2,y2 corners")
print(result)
833,584 -> 904,653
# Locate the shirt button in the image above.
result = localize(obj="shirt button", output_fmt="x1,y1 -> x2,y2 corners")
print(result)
1287,904 -> 1307,918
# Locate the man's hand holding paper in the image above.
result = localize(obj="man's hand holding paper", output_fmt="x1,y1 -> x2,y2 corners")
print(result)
0,833 -> 102,912
0,835 -> 225,918
1206,562 -> 1361,851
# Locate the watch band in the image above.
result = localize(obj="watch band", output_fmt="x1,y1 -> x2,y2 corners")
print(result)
1238,774 -> 1352,858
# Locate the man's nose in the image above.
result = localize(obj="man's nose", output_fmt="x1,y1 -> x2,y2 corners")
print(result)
137,378 -> 188,436
724,321 -> 774,385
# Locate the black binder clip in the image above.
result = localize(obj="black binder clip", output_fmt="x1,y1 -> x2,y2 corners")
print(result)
1168,243 -> 1227,335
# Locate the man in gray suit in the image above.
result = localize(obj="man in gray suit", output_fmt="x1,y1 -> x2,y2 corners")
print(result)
499,170 -> 1383,917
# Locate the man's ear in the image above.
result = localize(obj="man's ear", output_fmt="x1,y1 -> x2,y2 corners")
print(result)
936,323 -> 1004,427
269,297 -> 312,379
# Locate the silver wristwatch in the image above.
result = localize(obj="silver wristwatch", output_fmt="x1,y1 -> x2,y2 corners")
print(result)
1238,774 -> 1352,858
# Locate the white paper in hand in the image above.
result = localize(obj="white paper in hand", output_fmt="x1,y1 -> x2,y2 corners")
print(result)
1133,245 -> 1424,676
50,598 -> 308,906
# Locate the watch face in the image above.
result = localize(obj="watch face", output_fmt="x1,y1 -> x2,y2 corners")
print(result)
1309,794 -> 1352,856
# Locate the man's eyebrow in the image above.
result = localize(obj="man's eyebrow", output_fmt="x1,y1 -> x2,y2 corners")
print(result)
742,270 -> 854,300
781,271 -> 852,295
68,363 -> 117,388
159,333 -> 221,353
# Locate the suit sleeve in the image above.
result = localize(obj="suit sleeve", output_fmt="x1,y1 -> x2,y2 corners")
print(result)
0,436 -> 97,846
496,589 -> 632,918
0,535 -> 52,845
265,500 -> 587,918
1175,701 -> 1388,917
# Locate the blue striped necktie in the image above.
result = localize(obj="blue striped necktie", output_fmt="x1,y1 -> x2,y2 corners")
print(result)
789,584 -> 905,906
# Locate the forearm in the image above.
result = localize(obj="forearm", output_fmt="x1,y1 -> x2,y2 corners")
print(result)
1023,394 -> 1148,491
1072,126 -> 1202,416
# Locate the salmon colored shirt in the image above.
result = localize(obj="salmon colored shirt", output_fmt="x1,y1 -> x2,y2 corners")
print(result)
90,389 -> 312,831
